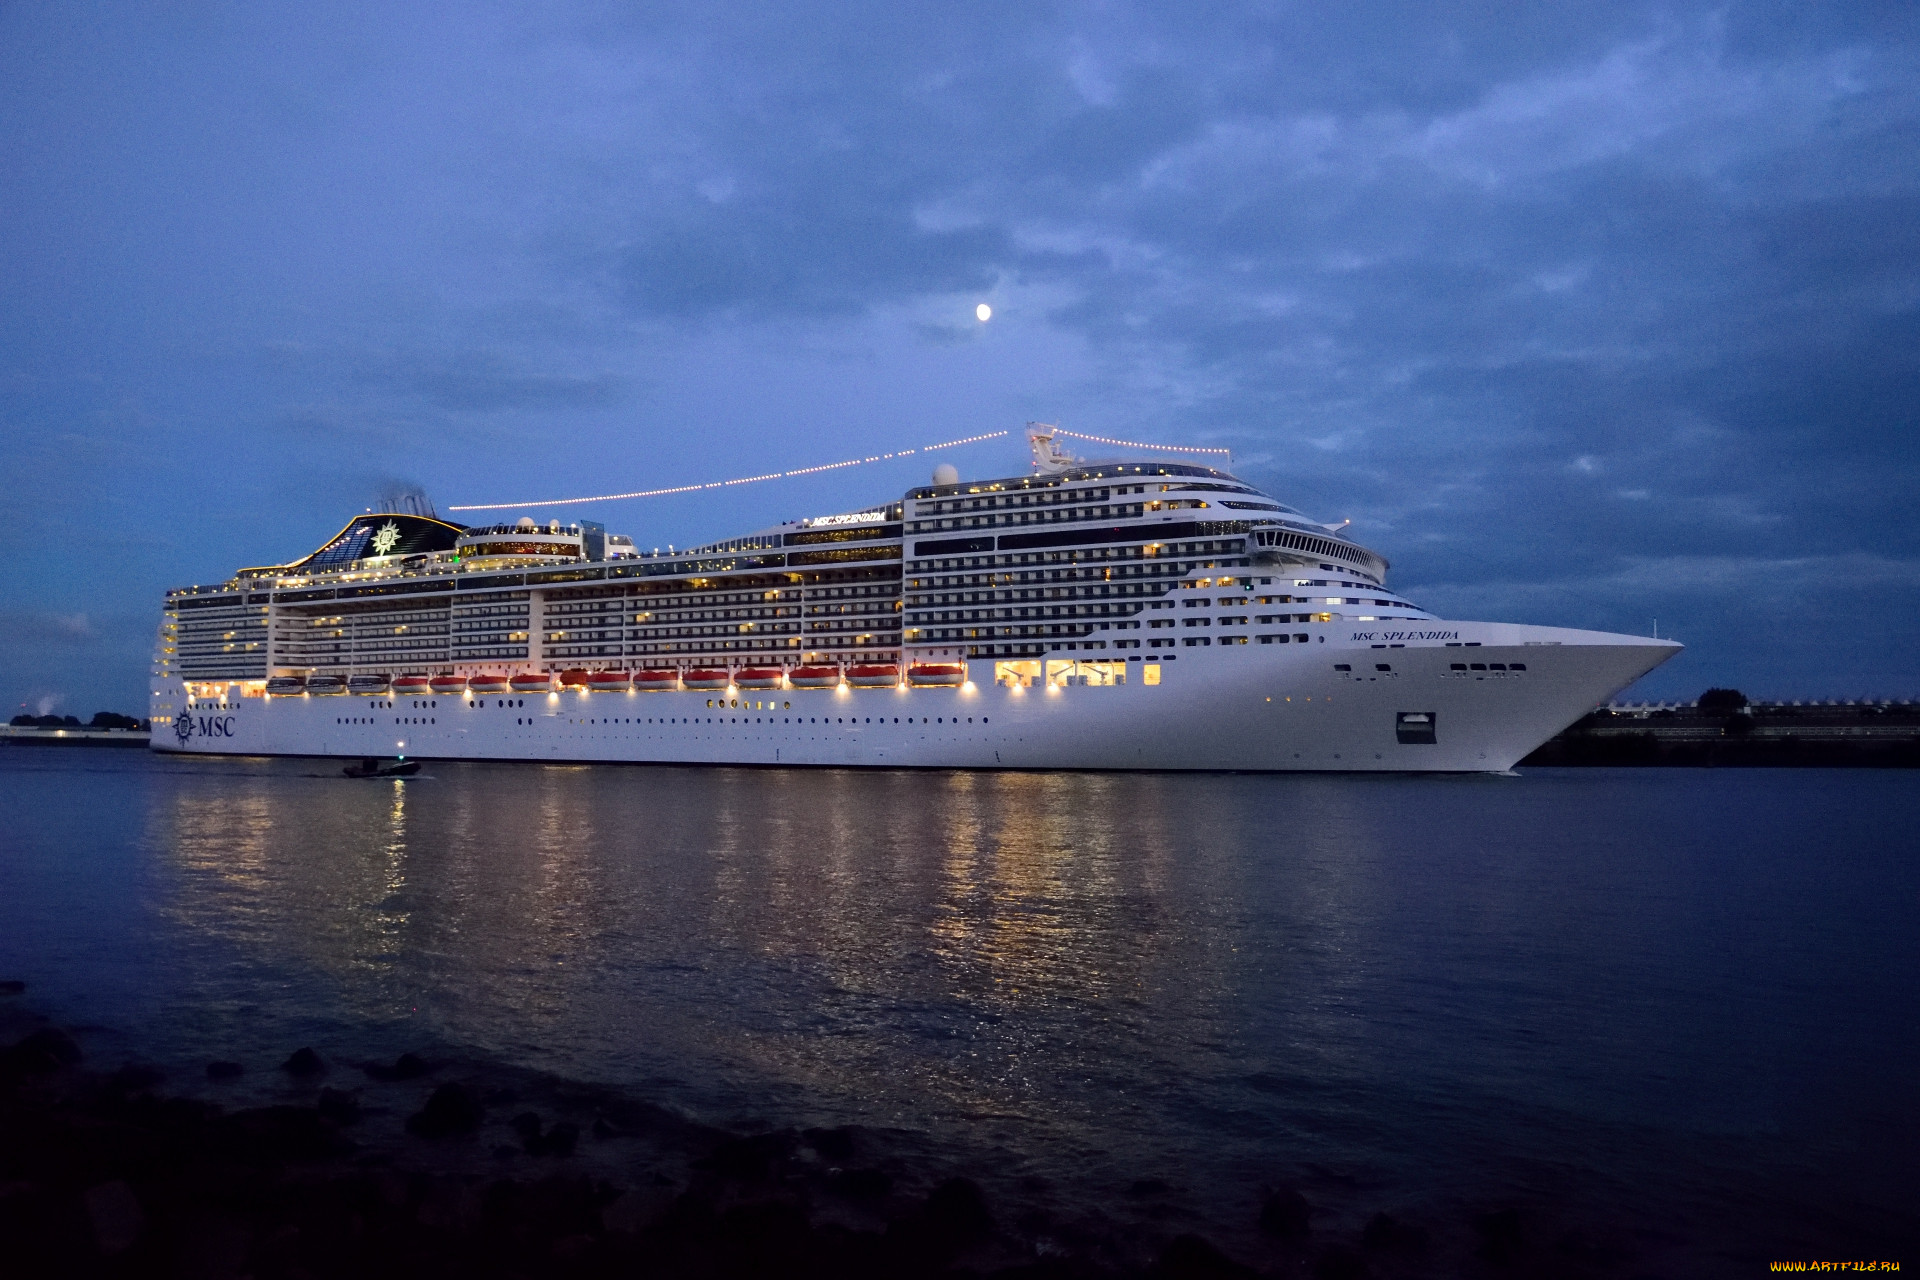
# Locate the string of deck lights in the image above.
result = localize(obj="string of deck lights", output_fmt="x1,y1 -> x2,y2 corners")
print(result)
1051,428 -> 1232,456
447,430 -> 1012,511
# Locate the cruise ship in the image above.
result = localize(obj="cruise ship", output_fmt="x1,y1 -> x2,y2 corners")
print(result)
150,426 -> 1678,771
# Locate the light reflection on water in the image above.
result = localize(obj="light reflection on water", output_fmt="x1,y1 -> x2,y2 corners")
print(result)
2,751 -> 1915,1266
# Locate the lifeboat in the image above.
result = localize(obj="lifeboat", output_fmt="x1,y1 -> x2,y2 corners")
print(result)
430,674 -> 472,696
510,672 -> 556,694
734,667 -> 784,689
307,675 -> 347,696
587,671 -> 632,693
394,675 -> 434,696
633,669 -> 681,691
265,675 -> 307,696
347,674 -> 392,695
558,669 -> 591,689
908,663 -> 967,687
787,665 -> 841,689
846,663 -> 900,688
683,668 -> 730,690
466,674 -> 510,695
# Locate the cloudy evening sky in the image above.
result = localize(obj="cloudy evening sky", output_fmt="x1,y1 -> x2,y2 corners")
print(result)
2,1 -> 1916,715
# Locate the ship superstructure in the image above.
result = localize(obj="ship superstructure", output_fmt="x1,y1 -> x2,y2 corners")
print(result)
152,427 -> 1679,771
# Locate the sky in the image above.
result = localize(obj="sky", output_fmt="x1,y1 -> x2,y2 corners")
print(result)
2,0 -> 1916,716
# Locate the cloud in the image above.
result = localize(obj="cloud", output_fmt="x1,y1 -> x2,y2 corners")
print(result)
0,612 -> 99,644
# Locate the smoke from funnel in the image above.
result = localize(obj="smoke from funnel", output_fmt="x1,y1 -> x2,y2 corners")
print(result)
374,482 -> 437,518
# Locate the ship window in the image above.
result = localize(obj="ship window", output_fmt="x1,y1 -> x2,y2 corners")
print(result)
1375,664 -> 1391,671
1488,663 -> 1506,670
1451,663 -> 1467,670
1334,664 -> 1351,671
1470,663 -> 1486,670
1510,664 -> 1526,671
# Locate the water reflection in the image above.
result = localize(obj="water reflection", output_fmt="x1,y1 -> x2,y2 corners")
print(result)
2,752 -> 1887,1266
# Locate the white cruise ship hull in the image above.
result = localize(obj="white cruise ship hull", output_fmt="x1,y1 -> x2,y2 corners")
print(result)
153,623 -> 1678,773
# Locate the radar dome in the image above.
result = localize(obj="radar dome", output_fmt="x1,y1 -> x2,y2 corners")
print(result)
932,463 -> 959,487
516,517 -> 536,531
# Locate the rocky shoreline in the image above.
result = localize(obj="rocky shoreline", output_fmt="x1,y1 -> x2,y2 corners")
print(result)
0,989 -> 1643,1279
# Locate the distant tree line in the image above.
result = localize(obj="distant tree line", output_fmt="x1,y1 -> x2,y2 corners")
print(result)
9,712 -> 148,730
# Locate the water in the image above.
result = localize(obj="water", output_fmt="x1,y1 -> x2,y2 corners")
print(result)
1,750 -> 1914,1271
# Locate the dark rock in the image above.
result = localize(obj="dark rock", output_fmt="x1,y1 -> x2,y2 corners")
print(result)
1149,1233 -> 1258,1279
924,1175 -> 992,1246
7,1027 -> 82,1073
513,1111 -> 545,1145
1129,1177 -> 1171,1196
83,1179 -> 144,1255
1361,1211 -> 1427,1253
1313,1243 -> 1370,1280
106,1063 -> 164,1092
803,1125 -> 856,1160
1258,1185 -> 1312,1240
700,1131 -> 794,1181
542,1121 -> 579,1157
602,1182 -> 678,1234
0,979 -> 24,995
828,1167 -> 891,1199
206,1060 -> 244,1081
281,1046 -> 325,1077
228,1105 -> 349,1161
1473,1207 -> 1525,1264
364,1052 -> 430,1081
317,1088 -> 361,1124
407,1082 -> 483,1137
591,1115 -> 621,1140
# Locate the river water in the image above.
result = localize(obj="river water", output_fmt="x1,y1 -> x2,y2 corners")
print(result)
1,750 -> 1913,1271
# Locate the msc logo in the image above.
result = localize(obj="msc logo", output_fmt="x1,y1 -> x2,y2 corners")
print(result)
173,711 -> 236,744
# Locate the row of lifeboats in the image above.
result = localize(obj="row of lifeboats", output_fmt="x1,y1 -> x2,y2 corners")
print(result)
265,663 -> 967,698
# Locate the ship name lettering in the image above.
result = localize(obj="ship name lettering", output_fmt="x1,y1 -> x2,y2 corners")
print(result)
197,715 -> 235,738
1349,630 -> 1459,642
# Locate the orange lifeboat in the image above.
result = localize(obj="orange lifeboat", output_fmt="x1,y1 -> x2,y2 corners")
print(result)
466,674 -> 510,695
265,676 -> 307,696
558,669 -> 591,689
510,672 -> 556,694
394,675 -> 434,697
429,674 -> 469,696
587,671 -> 632,693
683,668 -> 730,690
734,667 -> 783,689
908,663 -> 967,687
846,663 -> 900,688
634,669 -> 680,690
787,665 -> 841,689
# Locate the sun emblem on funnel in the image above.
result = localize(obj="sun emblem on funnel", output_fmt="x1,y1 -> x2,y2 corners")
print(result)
370,520 -> 401,557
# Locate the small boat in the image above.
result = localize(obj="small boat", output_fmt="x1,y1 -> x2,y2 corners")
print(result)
468,674 -> 512,694
734,667 -> 783,689
558,669 -> 592,689
908,663 -> 967,687
634,669 -> 681,690
846,663 -> 900,687
429,675 -> 470,696
587,671 -> 632,692
307,675 -> 347,696
787,665 -> 841,689
395,675 -> 434,696
265,676 -> 307,696
348,674 -> 392,695
342,758 -> 422,779
509,673 -> 556,694
683,669 -> 729,690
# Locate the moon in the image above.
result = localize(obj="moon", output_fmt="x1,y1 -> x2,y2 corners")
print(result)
975,303 -> 992,322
